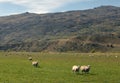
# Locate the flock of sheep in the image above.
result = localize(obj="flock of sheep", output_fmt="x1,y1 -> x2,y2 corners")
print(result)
28,56 -> 91,74
28,57 -> 39,67
72,65 -> 91,73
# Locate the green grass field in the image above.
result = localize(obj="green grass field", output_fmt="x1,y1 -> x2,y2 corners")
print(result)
0,52 -> 120,83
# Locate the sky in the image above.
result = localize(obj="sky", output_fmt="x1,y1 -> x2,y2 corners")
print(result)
0,0 -> 120,16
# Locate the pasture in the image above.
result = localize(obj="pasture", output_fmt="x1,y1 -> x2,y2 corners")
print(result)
0,52 -> 120,83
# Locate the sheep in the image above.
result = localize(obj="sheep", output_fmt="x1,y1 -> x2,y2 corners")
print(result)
89,55 -> 94,57
32,61 -> 39,67
72,65 -> 80,73
80,65 -> 91,73
28,57 -> 32,61
115,56 -> 118,58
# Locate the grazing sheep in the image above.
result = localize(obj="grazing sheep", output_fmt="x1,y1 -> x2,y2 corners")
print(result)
72,65 -> 80,73
28,57 -> 32,61
32,61 -> 38,67
89,55 -> 94,57
115,56 -> 118,58
80,65 -> 91,73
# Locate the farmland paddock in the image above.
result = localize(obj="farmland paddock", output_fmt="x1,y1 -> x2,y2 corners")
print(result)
0,52 -> 120,83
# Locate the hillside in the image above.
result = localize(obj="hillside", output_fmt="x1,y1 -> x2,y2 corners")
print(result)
0,6 -> 120,52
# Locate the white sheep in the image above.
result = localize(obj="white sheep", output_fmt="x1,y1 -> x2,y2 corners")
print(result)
28,57 -> 32,61
32,61 -> 39,67
72,65 -> 80,72
115,56 -> 118,58
80,65 -> 91,73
